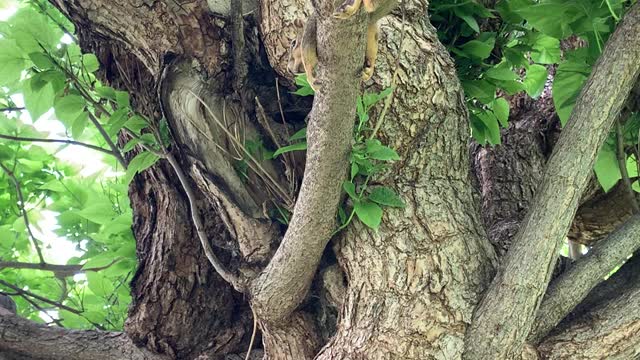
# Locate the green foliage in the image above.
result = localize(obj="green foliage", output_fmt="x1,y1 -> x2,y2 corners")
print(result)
290,80 -> 404,231
430,0 -> 639,190
0,1 -> 162,330
342,89 -> 405,231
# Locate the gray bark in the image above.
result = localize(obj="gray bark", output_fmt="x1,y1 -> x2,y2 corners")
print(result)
537,275 -> 640,359
529,215 -> 640,343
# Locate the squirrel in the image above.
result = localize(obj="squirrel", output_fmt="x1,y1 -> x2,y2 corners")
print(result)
287,0 -> 398,90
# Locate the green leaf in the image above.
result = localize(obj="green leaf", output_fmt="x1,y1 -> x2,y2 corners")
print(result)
71,112 -> 89,139
350,162 -> 359,180
293,74 -> 315,96
28,52 -> 54,70
273,142 -> 307,157
86,272 -> 115,298
23,78 -> 54,121
462,80 -> 496,104
76,202 -> 116,225
627,155 -> 638,178
484,63 -> 517,81
475,110 -> 501,145
124,151 -> 161,184
459,34 -> 495,60
354,200 -> 382,229
95,86 -> 116,101
490,98 -> 510,128
593,145 -> 621,192
553,60 -> 591,125
531,35 -> 561,64
514,3 -> 576,38
369,146 -> 400,161
82,54 -> 100,73
54,95 -> 86,126
369,186 -> 405,208
289,127 -> 307,141
365,139 -> 400,161
124,115 -> 148,134
523,64 -> 548,99
107,109 -> 130,137
457,13 -> 480,33
343,181 -> 358,200
115,91 -> 130,108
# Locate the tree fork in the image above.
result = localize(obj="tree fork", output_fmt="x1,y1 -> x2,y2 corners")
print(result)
464,4 -> 640,358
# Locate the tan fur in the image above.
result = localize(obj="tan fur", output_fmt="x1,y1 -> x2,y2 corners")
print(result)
287,0 -> 396,89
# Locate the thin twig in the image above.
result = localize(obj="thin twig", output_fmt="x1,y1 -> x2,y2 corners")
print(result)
19,294 -> 65,327
275,79 -> 298,194
275,78 -> 291,137
0,162 -> 45,264
245,306 -> 258,360
32,0 -> 79,44
616,118 -> 640,213
86,112 -> 128,169
0,107 -> 25,112
0,279 -> 83,314
0,258 -> 121,276
165,152 -> 244,292
0,133 -> 114,156
369,0 -> 407,140
255,97 -> 283,149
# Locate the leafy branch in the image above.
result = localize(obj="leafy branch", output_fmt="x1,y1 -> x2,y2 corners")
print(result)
0,161 -> 45,264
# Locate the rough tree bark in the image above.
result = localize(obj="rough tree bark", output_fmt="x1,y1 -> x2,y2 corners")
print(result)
2,1 -> 640,360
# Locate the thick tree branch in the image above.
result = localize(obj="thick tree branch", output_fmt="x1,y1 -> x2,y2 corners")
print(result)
537,270 -> 640,359
464,5 -> 640,358
249,2 -> 368,323
0,133 -> 114,156
0,312 -> 168,360
528,215 -> 640,343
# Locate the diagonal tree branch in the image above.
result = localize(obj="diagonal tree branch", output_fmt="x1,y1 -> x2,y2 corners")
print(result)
0,162 -> 46,264
86,111 -> 129,170
536,268 -> 640,359
249,1 -> 369,323
0,133 -> 114,156
528,215 -> 640,343
463,5 -> 640,359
